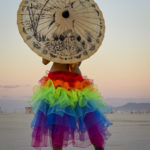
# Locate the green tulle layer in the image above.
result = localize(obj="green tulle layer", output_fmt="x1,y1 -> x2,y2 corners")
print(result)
29,80 -> 107,110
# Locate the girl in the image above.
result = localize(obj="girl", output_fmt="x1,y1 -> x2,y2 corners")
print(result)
17,1 -> 112,149
29,58 -> 112,150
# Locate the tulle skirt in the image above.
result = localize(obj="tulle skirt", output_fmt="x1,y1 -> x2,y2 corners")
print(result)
29,71 -> 112,149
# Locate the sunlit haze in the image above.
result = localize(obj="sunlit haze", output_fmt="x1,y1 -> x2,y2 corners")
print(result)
0,0 -> 150,106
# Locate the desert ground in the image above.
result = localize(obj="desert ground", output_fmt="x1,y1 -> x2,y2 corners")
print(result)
0,112 -> 150,150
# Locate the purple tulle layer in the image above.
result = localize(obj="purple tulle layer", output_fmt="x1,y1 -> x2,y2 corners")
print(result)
31,101 -> 112,148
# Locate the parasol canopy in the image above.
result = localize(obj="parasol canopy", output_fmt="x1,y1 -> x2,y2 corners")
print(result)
17,0 -> 105,64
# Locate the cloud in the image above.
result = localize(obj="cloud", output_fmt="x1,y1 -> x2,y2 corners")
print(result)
0,84 -> 31,89
0,95 -> 32,101
0,85 -> 20,89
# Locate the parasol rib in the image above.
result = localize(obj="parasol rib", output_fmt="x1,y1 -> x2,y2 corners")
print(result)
75,20 -> 98,33
48,13 -> 56,29
35,0 -> 50,30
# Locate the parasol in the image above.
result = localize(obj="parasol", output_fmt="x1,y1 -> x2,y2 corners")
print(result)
17,0 -> 105,64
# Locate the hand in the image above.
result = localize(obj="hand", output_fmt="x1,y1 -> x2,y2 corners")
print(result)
42,58 -> 50,65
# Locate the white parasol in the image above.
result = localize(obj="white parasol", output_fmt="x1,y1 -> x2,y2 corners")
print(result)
17,0 -> 105,64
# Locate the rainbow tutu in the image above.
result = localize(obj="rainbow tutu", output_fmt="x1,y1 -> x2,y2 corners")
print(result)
29,71 -> 112,148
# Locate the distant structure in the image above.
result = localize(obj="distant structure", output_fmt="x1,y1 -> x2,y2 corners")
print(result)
112,103 -> 150,113
25,107 -> 33,114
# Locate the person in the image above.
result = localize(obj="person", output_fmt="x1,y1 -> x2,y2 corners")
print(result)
29,58 -> 112,150
17,0 -> 111,149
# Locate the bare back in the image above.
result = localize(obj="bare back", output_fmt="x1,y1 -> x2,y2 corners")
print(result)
50,63 -> 81,75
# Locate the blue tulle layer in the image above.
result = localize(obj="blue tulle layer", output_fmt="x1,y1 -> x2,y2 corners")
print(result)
31,97 -> 112,117
31,100 -> 112,130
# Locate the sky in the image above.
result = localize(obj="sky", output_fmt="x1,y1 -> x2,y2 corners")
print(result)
0,0 -> 150,106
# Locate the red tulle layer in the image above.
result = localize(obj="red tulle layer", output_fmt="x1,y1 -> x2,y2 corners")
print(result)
39,71 -> 93,90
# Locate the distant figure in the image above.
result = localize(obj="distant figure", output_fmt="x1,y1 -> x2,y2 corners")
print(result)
25,107 -> 32,114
